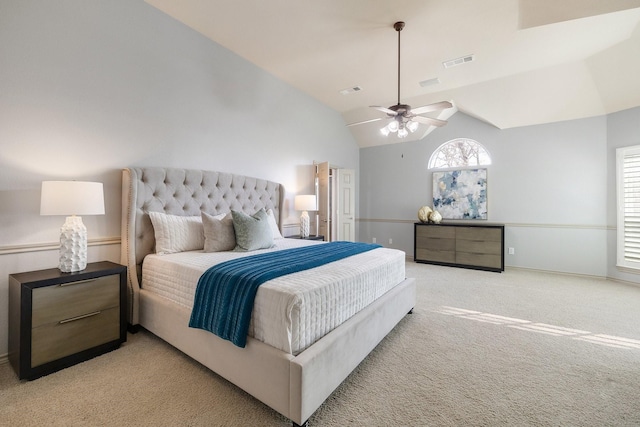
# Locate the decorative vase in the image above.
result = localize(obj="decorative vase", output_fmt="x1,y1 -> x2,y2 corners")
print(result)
418,206 -> 432,223
58,215 -> 88,272
300,211 -> 310,238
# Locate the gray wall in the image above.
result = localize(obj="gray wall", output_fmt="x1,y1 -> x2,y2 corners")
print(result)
0,1 -> 359,357
360,111 -> 618,278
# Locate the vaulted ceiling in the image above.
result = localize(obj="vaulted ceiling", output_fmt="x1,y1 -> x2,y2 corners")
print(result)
145,0 -> 640,148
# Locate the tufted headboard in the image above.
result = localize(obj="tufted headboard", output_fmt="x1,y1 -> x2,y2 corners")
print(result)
120,167 -> 285,324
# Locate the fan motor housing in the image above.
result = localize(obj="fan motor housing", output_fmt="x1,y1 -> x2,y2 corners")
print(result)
388,104 -> 411,116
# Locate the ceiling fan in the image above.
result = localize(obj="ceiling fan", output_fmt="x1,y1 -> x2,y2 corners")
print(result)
348,21 -> 452,138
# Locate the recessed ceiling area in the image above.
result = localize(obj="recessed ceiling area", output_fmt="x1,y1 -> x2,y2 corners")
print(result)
145,0 -> 640,148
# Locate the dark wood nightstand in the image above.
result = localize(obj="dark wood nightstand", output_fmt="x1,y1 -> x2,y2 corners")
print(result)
287,235 -> 325,241
8,261 -> 127,380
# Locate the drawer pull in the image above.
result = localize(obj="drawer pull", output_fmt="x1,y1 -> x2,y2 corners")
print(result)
59,311 -> 101,324
59,279 -> 97,287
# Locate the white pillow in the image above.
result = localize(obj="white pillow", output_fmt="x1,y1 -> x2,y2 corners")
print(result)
266,209 -> 284,239
202,212 -> 235,252
148,211 -> 205,255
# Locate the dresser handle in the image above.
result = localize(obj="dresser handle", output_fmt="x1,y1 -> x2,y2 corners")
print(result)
59,311 -> 101,324
59,279 -> 97,287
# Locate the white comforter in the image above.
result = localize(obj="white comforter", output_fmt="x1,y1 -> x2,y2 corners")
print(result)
142,239 -> 406,355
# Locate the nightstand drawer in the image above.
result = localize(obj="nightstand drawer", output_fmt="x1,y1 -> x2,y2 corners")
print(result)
31,307 -> 120,367
9,261 -> 127,380
32,274 -> 120,328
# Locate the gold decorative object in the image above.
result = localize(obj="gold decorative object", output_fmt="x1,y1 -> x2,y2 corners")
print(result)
429,210 -> 442,224
418,206 -> 432,223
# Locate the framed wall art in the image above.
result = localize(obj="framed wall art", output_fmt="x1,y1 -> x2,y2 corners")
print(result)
432,168 -> 487,219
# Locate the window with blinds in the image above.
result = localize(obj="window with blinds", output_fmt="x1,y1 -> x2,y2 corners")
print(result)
616,145 -> 640,270
428,138 -> 491,169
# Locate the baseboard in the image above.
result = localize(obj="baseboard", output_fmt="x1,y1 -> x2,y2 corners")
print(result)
407,258 -> 640,287
0,353 -> 9,365
505,265 -> 607,280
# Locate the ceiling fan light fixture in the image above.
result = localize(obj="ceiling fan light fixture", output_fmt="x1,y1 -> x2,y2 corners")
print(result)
351,21 -> 451,137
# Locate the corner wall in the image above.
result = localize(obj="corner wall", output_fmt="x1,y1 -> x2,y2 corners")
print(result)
359,112 -> 610,278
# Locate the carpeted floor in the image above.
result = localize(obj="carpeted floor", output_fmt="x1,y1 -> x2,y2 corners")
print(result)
2,262 -> 640,426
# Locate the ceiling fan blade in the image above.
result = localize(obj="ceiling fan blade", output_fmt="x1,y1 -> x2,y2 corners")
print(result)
409,101 -> 453,115
370,105 -> 398,116
412,116 -> 448,127
346,117 -> 382,127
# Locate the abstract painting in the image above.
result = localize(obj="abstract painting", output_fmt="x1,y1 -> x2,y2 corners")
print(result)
432,168 -> 487,219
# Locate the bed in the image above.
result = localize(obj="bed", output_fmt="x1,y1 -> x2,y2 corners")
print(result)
120,166 -> 416,426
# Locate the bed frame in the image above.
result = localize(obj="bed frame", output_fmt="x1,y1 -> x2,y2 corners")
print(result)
120,166 -> 416,426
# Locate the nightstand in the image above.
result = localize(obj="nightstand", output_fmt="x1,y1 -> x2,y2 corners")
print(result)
8,261 -> 127,380
287,235 -> 325,241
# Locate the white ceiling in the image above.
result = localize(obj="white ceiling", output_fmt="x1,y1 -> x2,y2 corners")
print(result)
145,0 -> 640,148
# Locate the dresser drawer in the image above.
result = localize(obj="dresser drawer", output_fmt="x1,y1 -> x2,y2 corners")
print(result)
456,227 -> 502,242
31,307 -> 120,367
415,224 -> 456,263
456,252 -> 503,269
32,274 -> 120,328
456,238 -> 502,255
416,225 -> 455,239
416,248 -> 455,263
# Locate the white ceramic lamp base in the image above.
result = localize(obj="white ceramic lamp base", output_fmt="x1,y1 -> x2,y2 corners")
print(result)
59,216 -> 88,273
300,211 -> 310,238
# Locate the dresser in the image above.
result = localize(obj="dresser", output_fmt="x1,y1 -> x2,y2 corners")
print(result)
8,261 -> 127,380
414,223 -> 504,272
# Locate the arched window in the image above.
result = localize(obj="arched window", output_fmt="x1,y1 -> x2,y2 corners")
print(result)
428,138 -> 491,169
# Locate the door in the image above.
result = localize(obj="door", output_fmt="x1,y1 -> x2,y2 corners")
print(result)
336,169 -> 355,241
317,161 -> 330,241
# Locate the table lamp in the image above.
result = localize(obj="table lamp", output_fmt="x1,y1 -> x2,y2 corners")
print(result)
294,195 -> 317,238
40,181 -> 105,272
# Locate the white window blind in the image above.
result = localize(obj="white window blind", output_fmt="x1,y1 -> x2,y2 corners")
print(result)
616,146 -> 640,269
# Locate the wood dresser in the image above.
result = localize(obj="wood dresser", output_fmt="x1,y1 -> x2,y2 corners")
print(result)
414,223 -> 504,272
8,261 -> 127,380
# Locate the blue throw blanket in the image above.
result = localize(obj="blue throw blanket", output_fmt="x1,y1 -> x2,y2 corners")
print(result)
188,241 -> 381,348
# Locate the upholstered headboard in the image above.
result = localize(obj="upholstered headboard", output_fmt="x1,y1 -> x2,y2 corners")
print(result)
120,167 -> 285,324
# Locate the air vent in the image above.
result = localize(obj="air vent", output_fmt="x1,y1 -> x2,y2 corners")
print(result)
443,54 -> 475,69
339,86 -> 363,95
419,77 -> 441,87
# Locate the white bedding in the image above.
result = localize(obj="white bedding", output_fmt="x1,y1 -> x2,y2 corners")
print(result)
142,239 -> 406,355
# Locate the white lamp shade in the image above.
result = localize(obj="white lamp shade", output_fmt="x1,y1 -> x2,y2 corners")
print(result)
294,195 -> 317,212
40,181 -> 105,216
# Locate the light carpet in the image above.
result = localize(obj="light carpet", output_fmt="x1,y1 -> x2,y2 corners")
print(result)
1,262 -> 640,426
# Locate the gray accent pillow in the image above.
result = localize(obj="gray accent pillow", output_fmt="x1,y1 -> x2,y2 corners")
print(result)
231,209 -> 274,251
202,212 -> 236,252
